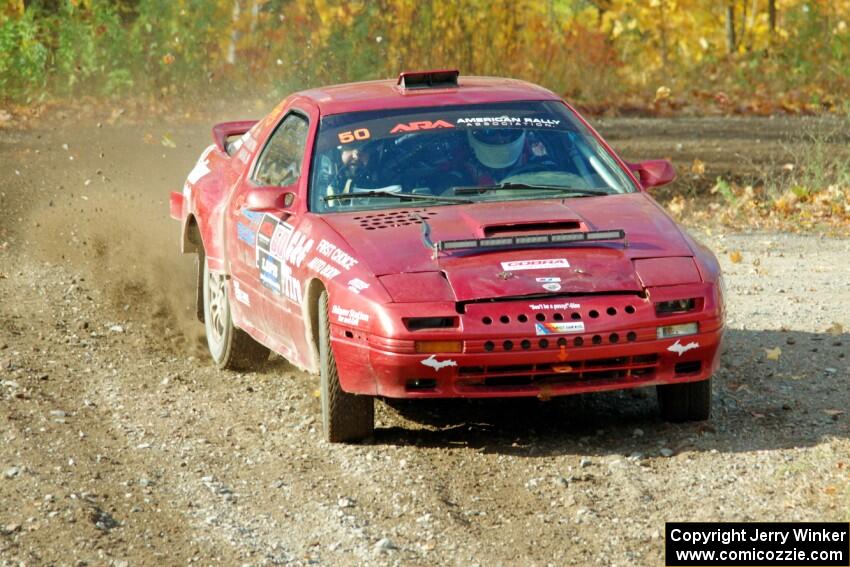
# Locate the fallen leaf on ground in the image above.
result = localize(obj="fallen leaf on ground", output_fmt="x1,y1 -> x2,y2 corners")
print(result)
161,134 -> 177,148
750,411 -> 766,419
826,322 -> 844,336
691,159 -> 705,176
764,347 -> 782,361
654,86 -> 671,102
729,250 -> 743,263
823,409 -> 844,416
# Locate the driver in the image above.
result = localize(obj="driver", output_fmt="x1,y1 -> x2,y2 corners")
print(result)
333,141 -> 379,192
466,128 -> 527,184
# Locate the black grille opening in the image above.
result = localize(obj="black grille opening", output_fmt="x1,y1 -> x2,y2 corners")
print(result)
484,341 -> 495,352
503,340 -> 514,351
403,316 -> 459,332
625,305 -> 636,314
626,331 -> 637,342
538,338 -> 549,349
520,339 -> 531,350
675,361 -> 702,375
574,337 -> 584,346
606,307 -> 617,316
571,312 -> 582,320
518,314 -> 528,323
535,313 -> 546,322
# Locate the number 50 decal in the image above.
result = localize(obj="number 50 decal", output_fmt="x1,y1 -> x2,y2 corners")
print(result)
338,128 -> 371,144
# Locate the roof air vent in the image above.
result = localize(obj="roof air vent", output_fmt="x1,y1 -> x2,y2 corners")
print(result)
397,69 -> 460,90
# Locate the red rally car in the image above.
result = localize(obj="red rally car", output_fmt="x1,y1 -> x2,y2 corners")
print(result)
170,70 -> 724,442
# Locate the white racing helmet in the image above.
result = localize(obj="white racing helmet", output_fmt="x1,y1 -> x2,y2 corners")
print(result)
467,128 -> 526,169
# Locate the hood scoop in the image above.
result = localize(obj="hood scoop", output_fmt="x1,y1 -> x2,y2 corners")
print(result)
483,220 -> 582,237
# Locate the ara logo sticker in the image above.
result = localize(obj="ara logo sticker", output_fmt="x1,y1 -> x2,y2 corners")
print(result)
542,282 -> 562,292
390,120 -> 454,133
420,355 -> 457,372
535,322 -> 585,336
536,277 -> 561,283
667,340 -> 700,356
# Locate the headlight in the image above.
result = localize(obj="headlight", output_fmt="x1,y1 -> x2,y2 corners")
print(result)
655,298 -> 697,315
657,322 -> 699,339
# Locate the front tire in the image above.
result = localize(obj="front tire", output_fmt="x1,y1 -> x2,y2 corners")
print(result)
318,290 -> 374,443
202,260 -> 269,370
657,378 -> 711,422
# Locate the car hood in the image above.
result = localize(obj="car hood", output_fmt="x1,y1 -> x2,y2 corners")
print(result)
321,193 -> 696,301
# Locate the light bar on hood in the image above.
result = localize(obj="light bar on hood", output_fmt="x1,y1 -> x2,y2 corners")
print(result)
437,229 -> 626,252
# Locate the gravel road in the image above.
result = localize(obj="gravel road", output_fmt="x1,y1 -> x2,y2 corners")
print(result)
0,113 -> 848,566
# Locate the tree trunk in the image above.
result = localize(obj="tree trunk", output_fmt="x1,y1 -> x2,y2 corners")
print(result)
725,2 -> 736,55
226,0 -> 241,65
768,0 -> 777,34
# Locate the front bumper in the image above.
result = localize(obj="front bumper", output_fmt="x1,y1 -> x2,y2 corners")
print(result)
332,286 -> 724,399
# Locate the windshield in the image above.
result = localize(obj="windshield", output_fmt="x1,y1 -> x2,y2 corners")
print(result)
309,101 -> 637,213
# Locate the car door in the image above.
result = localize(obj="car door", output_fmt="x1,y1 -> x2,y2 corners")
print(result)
241,110 -> 312,356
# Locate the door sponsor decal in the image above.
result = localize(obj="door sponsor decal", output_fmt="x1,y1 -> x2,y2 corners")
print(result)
500,258 -> 569,271
542,283 -> 562,292
535,321 -> 585,335
535,277 -> 561,283
246,214 -> 313,304
236,222 -> 255,245
258,252 -> 282,295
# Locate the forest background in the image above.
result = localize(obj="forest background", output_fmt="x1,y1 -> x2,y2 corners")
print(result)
2,0 -> 849,115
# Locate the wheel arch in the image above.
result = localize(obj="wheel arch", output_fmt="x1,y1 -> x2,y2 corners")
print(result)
303,277 -> 327,374
181,214 -> 203,255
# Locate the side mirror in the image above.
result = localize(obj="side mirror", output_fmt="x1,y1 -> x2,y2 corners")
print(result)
628,159 -> 676,189
212,120 -> 259,154
245,187 -> 295,212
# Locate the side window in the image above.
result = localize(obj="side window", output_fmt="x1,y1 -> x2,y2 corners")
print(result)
252,113 -> 309,187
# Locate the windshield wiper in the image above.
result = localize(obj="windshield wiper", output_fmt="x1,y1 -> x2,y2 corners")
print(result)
452,182 -> 610,197
323,189 -> 473,204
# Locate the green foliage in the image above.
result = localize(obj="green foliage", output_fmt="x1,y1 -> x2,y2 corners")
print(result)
0,9 -> 48,101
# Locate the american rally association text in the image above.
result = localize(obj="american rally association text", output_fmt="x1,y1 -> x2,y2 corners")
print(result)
669,527 -> 848,546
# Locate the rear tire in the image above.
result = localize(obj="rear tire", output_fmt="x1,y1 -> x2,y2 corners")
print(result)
657,378 -> 711,422
202,260 -> 269,370
318,290 -> 374,443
